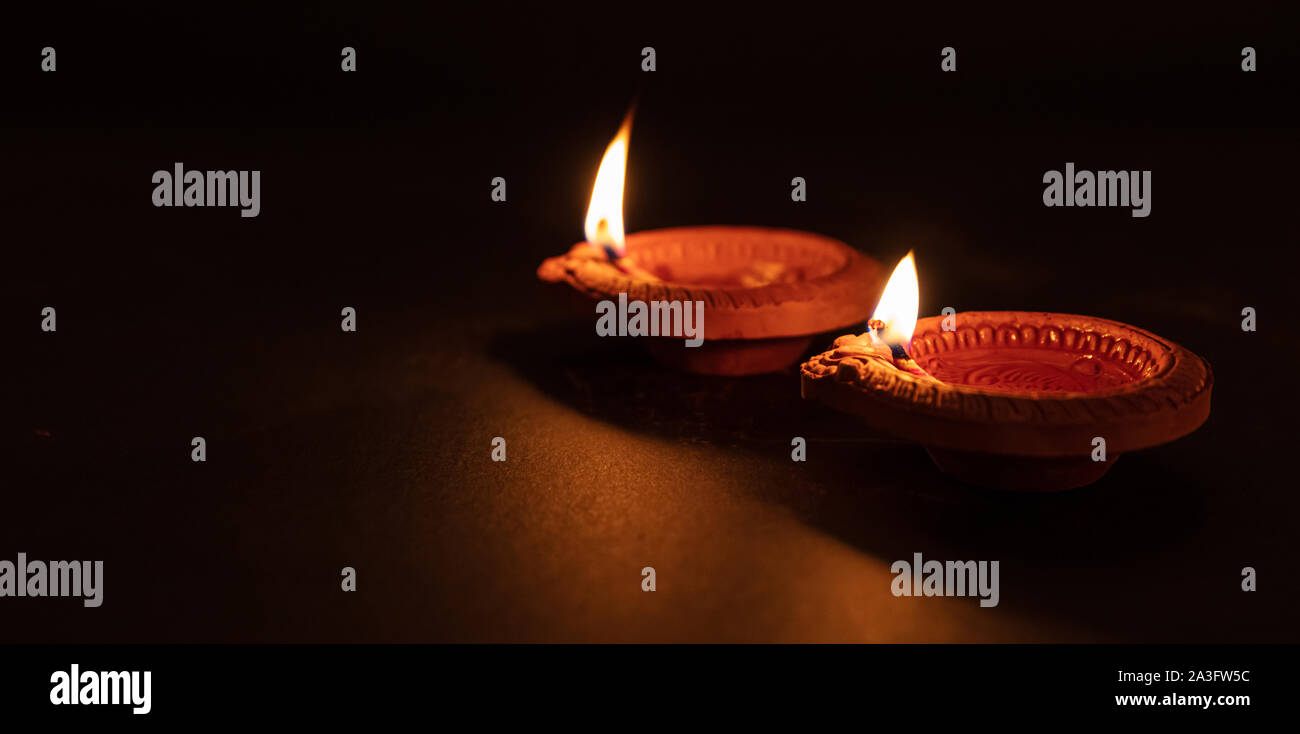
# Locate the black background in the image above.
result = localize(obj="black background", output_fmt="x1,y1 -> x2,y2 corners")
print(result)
1,3 -> 1297,646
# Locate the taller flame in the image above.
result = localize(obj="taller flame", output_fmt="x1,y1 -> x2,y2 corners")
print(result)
584,111 -> 634,257
870,251 -> 919,346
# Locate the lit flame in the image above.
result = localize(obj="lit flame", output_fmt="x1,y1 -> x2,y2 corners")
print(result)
583,110 -> 634,257
870,251 -> 919,346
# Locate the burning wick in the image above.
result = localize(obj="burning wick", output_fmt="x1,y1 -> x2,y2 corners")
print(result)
583,108 -> 658,282
868,318 -> 934,379
865,250 -> 935,380
590,218 -> 659,280
593,219 -> 623,262
608,252 -> 658,281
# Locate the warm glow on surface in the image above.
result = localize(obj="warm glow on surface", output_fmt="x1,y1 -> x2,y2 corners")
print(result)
583,111 -> 634,256
871,251 -> 920,346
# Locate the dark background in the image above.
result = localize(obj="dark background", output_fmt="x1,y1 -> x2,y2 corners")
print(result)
1,3 -> 1296,642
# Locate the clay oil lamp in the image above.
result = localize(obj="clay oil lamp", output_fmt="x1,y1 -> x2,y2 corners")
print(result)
537,111 -> 885,375
801,253 -> 1213,491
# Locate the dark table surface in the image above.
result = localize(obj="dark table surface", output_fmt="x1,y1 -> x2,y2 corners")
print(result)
2,5 -> 1297,642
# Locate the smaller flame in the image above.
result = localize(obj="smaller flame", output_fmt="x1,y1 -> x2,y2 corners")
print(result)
870,251 -> 919,347
583,110 -> 634,257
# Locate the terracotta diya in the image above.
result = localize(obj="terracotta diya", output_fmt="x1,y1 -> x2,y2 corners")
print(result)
801,254 -> 1213,491
537,111 -> 884,375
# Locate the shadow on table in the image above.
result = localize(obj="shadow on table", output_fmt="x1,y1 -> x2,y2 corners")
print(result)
488,320 -> 1220,641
